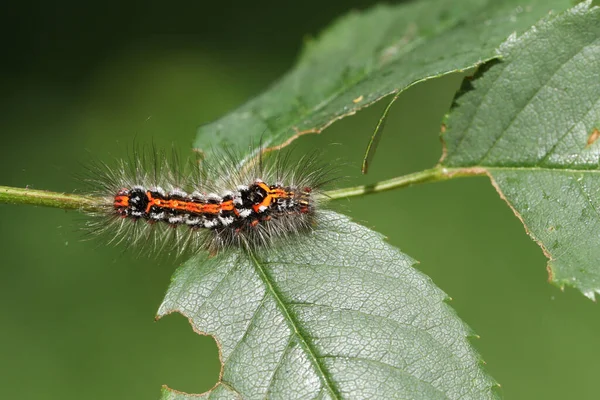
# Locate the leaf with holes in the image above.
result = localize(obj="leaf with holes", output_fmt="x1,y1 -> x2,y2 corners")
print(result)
155,1 -> 590,397
442,1 -> 600,298
193,0 -> 571,155
158,211 -> 498,399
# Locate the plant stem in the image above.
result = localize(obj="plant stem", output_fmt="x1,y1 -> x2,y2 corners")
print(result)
0,166 -> 487,211
324,166 -> 487,200
0,186 -> 100,211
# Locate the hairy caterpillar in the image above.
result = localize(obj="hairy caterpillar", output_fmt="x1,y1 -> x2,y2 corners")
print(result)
84,145 -> 334,255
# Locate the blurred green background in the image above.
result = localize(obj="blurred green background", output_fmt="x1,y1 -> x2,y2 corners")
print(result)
1,1 -> 599,399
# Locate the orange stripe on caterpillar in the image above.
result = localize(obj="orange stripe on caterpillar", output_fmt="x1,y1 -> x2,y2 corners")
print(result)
87,146 -> 333,255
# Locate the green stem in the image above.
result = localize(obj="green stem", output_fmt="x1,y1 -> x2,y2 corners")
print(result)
324,166 -> 487,200
0,186 -> 100,211
0,166 -> 487,210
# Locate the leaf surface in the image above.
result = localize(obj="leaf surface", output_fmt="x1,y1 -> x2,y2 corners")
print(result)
442,1 -> 600,297
194,0 -> 570,155
158,211 -> 498,399
157,1 -> 591,397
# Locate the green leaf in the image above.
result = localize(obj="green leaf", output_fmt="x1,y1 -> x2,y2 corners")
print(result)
441,1 -> 600,297
194,0 -> 571,155
157,1 -> 589,396
158,211 -> 498,399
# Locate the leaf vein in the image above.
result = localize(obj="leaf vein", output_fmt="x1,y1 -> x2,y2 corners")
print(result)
318,355 -> 450,399
478,39 -> 596,164
248,251 -> 341,399
264,339 -> 294,398
224,293 -> 269,364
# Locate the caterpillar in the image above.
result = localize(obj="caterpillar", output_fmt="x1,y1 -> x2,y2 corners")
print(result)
84,145 -> 334,255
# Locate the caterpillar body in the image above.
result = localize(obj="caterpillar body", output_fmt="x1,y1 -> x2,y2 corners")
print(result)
85,146 -> 332,255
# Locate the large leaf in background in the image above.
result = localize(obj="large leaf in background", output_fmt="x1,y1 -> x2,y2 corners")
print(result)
194,0 -> 570,154
158,212 -> 499,399
442,1 -> 600,298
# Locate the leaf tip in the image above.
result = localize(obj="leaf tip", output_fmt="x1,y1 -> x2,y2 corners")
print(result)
583,290 -> 597,302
